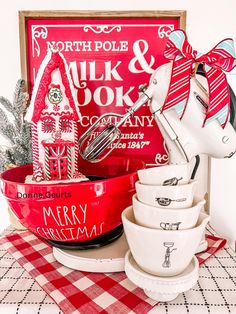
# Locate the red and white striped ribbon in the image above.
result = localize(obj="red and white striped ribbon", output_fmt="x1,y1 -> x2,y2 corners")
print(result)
163,30 -> 236,128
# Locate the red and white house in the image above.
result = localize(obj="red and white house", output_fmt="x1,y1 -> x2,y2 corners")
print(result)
26,49 -> 84,182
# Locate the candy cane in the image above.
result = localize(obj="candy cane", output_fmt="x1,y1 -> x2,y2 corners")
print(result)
44,146 -> 51,180
74,121 -> 79,172
67,146 -> 72,178
32,122 -> 39,174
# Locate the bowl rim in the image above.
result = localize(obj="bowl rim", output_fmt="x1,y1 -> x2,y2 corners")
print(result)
135,179 -> 197,190
122,205 -> 210,234
132,194 -> 206,212
1,157 -> 146,187
138,162 -> 191,176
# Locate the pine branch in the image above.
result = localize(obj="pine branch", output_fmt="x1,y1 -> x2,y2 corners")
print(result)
0,107 -> 9,125
0,108 -> 16,145
0,96 -> 14,113
0,150 -> 11,172
5,125 -> 17,143
0,96 -> 19,134
0,79 -> 32,169
12,79 -> 26,116
21,122 -> 31,144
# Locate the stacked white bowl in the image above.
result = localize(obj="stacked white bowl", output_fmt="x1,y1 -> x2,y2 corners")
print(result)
122,163 -> 210,301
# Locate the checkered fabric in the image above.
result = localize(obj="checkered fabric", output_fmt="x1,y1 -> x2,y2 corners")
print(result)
197,234 -> 226,265
0,228 -> 61,314
0,230 -> 156,313
0,227 -> 228,314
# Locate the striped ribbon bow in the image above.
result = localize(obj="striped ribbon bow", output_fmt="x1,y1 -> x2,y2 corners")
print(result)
163,30 -> 236,128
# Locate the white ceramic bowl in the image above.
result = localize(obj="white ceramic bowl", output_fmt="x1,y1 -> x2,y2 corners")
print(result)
135,180 -> 196,209
122,206 -> 209,277
138,163 -> 192,186
133,194 -> 205,230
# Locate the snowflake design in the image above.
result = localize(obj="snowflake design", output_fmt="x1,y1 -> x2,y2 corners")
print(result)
73,171 -> 86,179
53,104 -> 60,111
52,130 -> 62,141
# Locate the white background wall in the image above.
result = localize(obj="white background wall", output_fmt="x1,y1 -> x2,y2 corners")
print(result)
0,0 -> 236,234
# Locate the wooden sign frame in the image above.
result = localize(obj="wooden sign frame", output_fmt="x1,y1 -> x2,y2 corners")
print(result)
19,10 -> 186,84
18,10 -> 186,165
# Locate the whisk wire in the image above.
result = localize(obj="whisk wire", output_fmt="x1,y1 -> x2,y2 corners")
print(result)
83,125 -> 119,161
85,128 -> 121,162
78,81 -> 157,162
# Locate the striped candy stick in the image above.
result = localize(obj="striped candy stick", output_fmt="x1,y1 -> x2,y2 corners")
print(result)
73,121 -> 79,173
32,122 -> 40,175
67,146 -> 72,179
44,146 -> 51,180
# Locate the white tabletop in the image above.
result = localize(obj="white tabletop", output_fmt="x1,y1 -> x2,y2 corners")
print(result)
0,226 -> 236,314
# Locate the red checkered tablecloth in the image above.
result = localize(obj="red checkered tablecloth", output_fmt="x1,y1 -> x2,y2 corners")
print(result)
0,230 -> 227,314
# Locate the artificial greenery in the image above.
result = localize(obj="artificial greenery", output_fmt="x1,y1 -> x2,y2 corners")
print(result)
0,80 -> 32,171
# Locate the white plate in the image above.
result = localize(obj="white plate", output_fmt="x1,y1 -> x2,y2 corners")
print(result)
53,233 -> 128,273
125,250 -> 199,302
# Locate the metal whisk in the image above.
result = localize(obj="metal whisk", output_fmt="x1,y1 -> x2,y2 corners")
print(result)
78,80 -> 157,162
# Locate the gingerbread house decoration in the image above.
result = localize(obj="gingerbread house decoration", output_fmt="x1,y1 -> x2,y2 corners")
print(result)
25,49 -> 85,182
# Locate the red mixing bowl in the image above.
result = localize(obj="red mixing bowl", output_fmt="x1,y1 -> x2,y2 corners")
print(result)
1,157 -> 145,244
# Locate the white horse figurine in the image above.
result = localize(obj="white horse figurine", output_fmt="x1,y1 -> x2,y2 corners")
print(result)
147,62 -> 236,165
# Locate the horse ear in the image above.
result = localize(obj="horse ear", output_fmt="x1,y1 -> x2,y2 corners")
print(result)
196,65 -> 236,131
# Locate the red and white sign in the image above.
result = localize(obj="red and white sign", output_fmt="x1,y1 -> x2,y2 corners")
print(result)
25,16 -> 182,165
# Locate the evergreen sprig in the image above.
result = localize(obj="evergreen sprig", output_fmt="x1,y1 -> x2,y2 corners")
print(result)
0,80 -> 32,172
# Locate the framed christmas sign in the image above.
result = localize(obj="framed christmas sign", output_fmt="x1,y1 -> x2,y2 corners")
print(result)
19,10 -> 186,165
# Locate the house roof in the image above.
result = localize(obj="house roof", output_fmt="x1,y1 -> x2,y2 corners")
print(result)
25,50 -> 82,123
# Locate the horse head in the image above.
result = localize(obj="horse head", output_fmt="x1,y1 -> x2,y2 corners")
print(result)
149,62 -> 236,164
